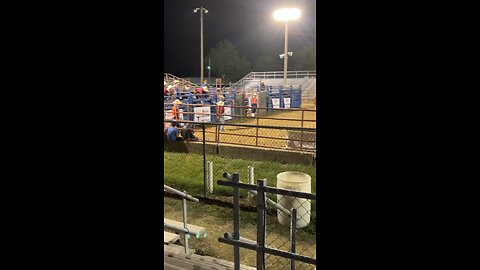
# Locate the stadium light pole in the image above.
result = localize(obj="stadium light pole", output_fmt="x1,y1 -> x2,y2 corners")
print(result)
273,8 -> 301,86
194,7 -> 208,85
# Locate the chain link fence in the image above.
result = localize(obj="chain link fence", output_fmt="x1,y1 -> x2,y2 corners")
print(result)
164,119 -> 316,269
264,197 -> 316,270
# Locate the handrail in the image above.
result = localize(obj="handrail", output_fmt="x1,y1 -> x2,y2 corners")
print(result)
217,173 -> 317,268
230,72 -> 254,90
164,73 -> 200,89
164,184 -> 199,202
230,71 -> 316,92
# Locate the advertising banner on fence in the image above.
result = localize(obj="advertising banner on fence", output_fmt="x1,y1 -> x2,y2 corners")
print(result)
224,106 -> 232,121
283,98 -> 291,109
272,98 -> 280,109
194,107 -> 211,122
164,110 -> 183,121
164,110 -> 173,121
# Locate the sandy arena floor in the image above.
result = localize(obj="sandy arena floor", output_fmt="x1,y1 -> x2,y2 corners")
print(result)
195,109 -> 316,150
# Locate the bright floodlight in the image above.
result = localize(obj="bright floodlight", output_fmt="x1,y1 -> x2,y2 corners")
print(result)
273,8 -> 301,21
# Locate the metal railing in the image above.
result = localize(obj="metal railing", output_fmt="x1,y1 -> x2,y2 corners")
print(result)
164,109 -> 316,153
217,172 -> 317,270
251,71 -> 316,79
230,71 -> 316,92
164,73 -> 200,89
163,184 -> 200,255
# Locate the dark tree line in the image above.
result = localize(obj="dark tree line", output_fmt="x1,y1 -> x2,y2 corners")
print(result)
207,39 -> 316,82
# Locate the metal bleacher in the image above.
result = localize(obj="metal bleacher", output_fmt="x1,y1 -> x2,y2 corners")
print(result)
163,185 -> 207,255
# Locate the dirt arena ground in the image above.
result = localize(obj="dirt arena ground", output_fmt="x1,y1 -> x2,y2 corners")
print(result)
196,108 -> 316,150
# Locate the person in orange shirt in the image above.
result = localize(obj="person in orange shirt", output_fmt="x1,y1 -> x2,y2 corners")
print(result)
251,93 -> 258,117
172,99 -> 182,121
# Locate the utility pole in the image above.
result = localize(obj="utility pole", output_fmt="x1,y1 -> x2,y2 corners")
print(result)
273,8 -> 301,86
283,21 -> 288,86
194,7 -> 208,85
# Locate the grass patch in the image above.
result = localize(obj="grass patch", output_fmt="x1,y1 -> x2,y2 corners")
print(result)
164,152 -> 316,199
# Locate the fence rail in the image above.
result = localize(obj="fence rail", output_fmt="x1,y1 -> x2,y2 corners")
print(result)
231,71 -> 316,91
164,119 -> 316,153
217,173 -> 317,270
164,73 -> 199,88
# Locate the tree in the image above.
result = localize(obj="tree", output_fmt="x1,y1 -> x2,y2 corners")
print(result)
253,55 -> 283,71
208,40 -> 252,82
292,41 -> 316,70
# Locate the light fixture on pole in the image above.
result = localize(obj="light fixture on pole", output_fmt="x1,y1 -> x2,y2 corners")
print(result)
207,57 -> 211,85
194,7 -> 208,85
273,8 -> 301,86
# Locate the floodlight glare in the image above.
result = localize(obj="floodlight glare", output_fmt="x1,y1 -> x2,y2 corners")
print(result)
274,8 -> 301,86
273,8 -> 301,21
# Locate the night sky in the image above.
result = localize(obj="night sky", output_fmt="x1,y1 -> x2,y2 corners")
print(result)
164,0 -> 316,77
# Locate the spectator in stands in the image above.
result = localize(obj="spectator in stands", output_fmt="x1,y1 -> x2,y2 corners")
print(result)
172,99 -> 182,120
167,122 -> 182,142
251,93 -> 258,117
167,85 -> 174,96
244,93 -> 250,116
182,124 -> 199,141
216,100 -> 225,132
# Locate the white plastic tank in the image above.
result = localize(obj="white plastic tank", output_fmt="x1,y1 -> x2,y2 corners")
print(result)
276,171 -> 312,229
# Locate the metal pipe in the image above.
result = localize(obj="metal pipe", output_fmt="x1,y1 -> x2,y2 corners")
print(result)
217,180 -> 316,200
256,179 -> 266,270
200,7 -> 204,84
182,197 -> 189,254
203,123 -> 207,197
218,236 -> 316,265
233,173 -> 241,270
248,189 -> 291,216
163,223 -> 199,238
222,172 -> 290,216
290,208 -> 297,270
164,185 -> 199,202
301,110 -> 305,151
283,21 -> 289,86
224,232 -> 256,245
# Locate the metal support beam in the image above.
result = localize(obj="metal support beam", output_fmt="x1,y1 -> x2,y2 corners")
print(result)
290,208 -> 297,270
218,236 -> 316,265
217,179 -> 316,200
164,185 -> 199,202
233,173 -> 241,270
256,179 -> 266,270
182,197 -> 189,254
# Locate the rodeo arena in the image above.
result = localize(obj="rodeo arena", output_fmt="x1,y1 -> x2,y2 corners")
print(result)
163,71 -> 317,269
